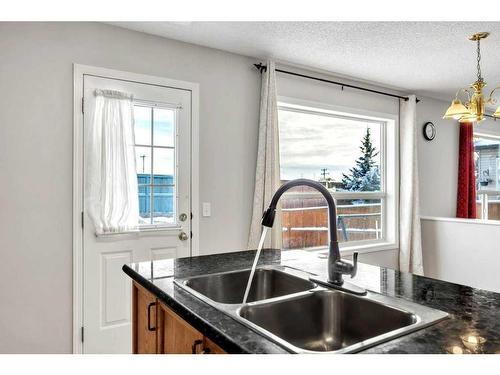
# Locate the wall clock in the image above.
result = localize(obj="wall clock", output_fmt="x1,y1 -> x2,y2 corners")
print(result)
423,122 -> 436,141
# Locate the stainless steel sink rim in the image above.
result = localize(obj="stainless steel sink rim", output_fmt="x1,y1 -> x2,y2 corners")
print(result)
236,290 -> 428,354
174,265 -> 448,354
176,265 -> 316,305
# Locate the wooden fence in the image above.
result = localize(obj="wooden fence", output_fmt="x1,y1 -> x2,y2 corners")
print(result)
476,201 -> 500,220
281,192 -> 381,250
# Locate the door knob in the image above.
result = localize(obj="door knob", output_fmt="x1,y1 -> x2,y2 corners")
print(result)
178,232 -> 189,241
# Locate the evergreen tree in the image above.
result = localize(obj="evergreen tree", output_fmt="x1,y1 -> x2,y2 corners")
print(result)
341,128 -> 380,191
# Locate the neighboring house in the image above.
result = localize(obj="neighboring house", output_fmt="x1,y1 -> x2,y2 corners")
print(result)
474,139 -> 500,221
137,174 -> 174,219
474,139 -> 500,190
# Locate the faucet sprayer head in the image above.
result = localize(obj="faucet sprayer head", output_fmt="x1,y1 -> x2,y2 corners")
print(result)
261,207 -> 276,228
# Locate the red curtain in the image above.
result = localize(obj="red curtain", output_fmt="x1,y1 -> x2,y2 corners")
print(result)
456,122 -> 477,218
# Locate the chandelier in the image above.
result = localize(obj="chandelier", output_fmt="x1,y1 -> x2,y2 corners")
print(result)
443,32 -> 500,123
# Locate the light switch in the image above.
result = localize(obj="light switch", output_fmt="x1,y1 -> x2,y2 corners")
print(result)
202,202 -> 211,217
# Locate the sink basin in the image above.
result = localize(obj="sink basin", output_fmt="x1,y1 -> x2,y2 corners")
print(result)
239,289 -> 447,353
175,266 -> 448,353
182,268 -> 316,304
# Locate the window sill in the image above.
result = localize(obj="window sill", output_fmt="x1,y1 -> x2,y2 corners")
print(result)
303,241 -> 398,257
340,241 -> 398,255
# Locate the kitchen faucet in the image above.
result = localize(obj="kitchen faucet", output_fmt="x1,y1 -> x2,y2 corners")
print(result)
261,178 -> 366,295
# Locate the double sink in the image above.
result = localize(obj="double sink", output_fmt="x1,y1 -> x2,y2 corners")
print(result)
174,266 -> 448,353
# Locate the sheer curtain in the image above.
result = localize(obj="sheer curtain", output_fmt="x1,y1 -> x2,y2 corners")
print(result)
85,89 -> 139,234
248,61 -> 282,249
399,95 -> 424,274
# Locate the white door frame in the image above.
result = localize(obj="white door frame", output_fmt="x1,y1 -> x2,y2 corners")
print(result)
72,64 -> 200,353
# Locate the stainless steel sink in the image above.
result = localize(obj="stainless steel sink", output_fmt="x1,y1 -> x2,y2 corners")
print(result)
182,267 -> 315,304
174,266 -> 448,353
239,289 -> 418,353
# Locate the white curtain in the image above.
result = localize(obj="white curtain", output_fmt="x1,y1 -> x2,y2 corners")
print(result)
399,95 -> 424,274
85,89 -> 139,234
248,61 -> 282,249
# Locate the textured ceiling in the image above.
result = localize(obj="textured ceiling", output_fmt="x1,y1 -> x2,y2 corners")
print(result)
109,22 -> 500,101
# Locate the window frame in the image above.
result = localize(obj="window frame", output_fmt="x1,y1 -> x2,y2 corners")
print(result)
277,96 -> 399,254
133,101 -> 180,230
474,131 -> 500,221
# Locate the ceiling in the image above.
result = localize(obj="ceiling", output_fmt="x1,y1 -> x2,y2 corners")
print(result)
109,22 -> 500,102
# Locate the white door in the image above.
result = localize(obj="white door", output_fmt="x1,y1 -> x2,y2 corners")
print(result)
82,75 -> 192,353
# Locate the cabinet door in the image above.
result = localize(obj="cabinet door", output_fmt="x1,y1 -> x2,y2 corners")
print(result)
132,282 -> 157,354
157,302 -> 205,354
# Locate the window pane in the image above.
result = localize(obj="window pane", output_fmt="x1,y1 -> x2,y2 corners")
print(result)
278,108 -> 381,192
483,195 -> 500,221
134,105 -> 177,227
336,198 -> 382,243
135,147 -> 151,175
152,185 -> 175,224
138,185 -> 151,224
134,106 -> 151,145
281,186 -> 382,250
153,108 -> 175,147
153,148 -> 175,177
281,188 -> 329,250
474,136 -> 500,220
474,136 -> 500,190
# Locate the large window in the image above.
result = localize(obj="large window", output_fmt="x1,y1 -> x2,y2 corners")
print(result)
474,133 -> 500,221
278,100 -> 397,251
133,104 -> 176,226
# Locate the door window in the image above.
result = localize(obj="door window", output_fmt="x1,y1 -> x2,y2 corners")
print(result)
134,105 -> 177,226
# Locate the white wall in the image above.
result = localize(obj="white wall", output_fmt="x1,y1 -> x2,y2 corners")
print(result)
416,97 -> 460,217
0,22 -> 261,353
415,96 -> 500,217
416,98 -> 500,292
277,64 -> 400,116
421,217 -> 500,292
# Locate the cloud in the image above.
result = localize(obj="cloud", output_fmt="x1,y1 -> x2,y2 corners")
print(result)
279,109 -> 380,181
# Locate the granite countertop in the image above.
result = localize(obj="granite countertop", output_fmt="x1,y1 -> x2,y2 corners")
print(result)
122,249 -> 500,354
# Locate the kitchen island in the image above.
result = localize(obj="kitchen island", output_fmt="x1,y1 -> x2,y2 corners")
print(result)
122,249 -> 500,354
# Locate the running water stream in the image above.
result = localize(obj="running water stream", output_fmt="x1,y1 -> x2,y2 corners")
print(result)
242,227 -> 269,304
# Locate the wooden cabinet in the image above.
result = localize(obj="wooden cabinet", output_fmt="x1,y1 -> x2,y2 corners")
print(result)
203,337 -> 227,354
157,302 -> 205,353
132,282 -> 157,354
132,281 -> 226,354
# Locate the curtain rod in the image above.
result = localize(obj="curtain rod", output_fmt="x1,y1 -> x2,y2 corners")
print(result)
254,63 -> 420,103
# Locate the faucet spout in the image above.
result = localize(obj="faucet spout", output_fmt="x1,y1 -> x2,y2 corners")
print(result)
261,178 -> 362,290
262,178 -> 340,263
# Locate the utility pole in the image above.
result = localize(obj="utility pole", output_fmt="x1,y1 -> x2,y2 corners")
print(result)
320,168 -> 329,181
140,155 -> 146,173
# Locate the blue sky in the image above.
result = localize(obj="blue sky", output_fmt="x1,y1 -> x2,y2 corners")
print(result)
134,106 -> 175,176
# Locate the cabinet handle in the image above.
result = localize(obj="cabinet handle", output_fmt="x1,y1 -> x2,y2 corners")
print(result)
147,302 -> 156,331
191,339 -> 203,354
